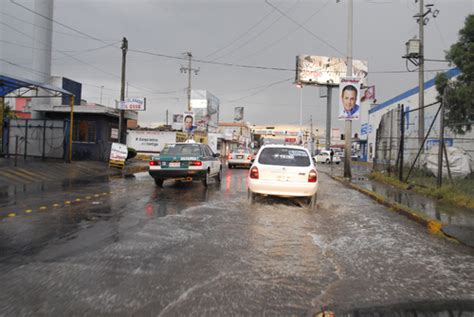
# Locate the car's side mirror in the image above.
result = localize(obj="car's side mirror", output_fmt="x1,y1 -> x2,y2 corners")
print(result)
251,158 -> 255,163
213,153 -> 220,158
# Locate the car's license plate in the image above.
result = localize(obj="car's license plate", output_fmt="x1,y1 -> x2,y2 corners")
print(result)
169,162 -> 180,167
237,155 -> 243,159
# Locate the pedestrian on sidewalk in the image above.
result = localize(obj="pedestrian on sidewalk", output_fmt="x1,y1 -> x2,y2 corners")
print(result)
330,149 -> 334,165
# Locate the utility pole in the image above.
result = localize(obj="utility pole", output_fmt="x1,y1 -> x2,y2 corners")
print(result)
180,52 -> 199,111
418,0 -> 425,153
310,115 -> 314,155
118,37 -> 128,144
325,87 -> 332,150
343,0 -> 353,179
100,85 -> 104,105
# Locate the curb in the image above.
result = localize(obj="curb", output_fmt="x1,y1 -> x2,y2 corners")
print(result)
322,171 -> 461,245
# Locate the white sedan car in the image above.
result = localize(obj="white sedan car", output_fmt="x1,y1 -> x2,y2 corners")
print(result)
248,145 -> 318,209
314,150 -> 341,164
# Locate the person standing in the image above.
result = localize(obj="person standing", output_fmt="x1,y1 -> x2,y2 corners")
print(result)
330,149 -> 334,164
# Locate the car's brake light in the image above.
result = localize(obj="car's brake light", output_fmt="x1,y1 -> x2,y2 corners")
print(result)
250,166 -> 259,179
189,160 -> 203,166
227,154 -> 232,160
149,160 -> 160,166
247,156 -> 252,160
308,169 -> 318,183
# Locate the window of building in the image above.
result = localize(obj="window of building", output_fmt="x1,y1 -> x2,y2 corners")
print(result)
73,121 -> 97,143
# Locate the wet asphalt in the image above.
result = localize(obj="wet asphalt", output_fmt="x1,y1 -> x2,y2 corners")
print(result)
0,167 -> 473,316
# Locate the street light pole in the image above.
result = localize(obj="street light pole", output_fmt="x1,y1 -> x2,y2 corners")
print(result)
343,0 -> 353,179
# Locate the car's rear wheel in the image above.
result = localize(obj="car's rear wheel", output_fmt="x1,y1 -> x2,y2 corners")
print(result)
154,178 -> 164,187
325,159 -> 330,164
228,164 -> 233,169
202,170 -> 210,187
308,193 -> 317,210
215,168 -> 222,183
248,190 -> 256,204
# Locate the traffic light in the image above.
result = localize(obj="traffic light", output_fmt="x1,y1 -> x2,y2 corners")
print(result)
341,134 -> 345,140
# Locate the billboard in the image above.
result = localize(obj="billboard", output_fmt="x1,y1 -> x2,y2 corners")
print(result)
296,55 -> 368,86
116,97 -> 146,111
172,113 -> 183,131
62,77 -> 82,105
234,107 -> 244,122
338,77 -> 361,121
127,130 -> 177,152
190,90 -> 220,133
361,85 -> 376,102
183,111 -> 196,134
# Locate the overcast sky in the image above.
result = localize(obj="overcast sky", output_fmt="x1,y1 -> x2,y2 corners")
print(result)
1,0 -> 473,130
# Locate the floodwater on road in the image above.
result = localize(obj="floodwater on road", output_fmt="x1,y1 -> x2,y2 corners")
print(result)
0,168 -> 473,315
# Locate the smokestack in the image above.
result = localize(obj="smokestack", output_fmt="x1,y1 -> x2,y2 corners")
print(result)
32,0 -> 54,83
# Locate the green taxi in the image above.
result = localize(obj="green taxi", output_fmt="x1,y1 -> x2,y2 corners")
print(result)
149,142 -> 222,187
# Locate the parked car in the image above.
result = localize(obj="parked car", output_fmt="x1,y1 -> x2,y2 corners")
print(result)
149,141 -> 222,187
314,150 -> 341,164
248,145 -> 318,209
227,148 -> 254,169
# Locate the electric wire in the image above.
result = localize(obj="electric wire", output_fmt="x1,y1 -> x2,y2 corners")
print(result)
264,0 -> 344,56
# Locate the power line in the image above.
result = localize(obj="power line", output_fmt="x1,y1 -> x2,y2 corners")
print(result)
201,5 -> 277,60
212,0 -> 301,62
225,77 -> 293,103
236,0 -> 332,63
10,0 -> 111,45
264,0 -> 344,56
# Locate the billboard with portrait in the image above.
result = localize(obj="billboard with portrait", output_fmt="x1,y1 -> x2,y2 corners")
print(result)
338,77 -> 361,121
182,111 -> 195,134
296,55 -> 368,86
234,107 -> 244,122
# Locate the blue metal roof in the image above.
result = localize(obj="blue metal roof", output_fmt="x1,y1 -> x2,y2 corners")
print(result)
0,74 -> 73,97
368,67 -> 460,114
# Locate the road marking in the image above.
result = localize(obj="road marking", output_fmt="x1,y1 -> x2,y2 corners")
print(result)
75,198 -> 81,202
0,170 -> 23,184
17,168 -> 53,181
53,204 -> 60,208
39,206 -> 47,210
85,196 -> 91,200
8,213 -> 16,217
25,209 -> 32,213
94,194 -> 100,197
4,169 -> 38,182
65,201 -> 71,205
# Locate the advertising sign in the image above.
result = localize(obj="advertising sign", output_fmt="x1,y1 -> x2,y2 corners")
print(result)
234,107 -> 244,122
172,114 -> 183,131
190,90 -> 220,133
361,85 -> 376,102
109,142 -> 128,162
338,77 -> 361,121
127,130 -> 177,152
296,55 -> 368,86
183,111 -> 196,134
116,97 -> 146,111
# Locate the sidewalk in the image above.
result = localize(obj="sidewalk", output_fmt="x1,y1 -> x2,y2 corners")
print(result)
0,157 -> 149,188
318,162 -> 474,247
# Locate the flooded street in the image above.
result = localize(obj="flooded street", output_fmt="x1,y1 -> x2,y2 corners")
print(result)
0,168 -> 473,315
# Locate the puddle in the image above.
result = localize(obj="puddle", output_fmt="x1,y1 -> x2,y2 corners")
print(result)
353,179 -> 474,226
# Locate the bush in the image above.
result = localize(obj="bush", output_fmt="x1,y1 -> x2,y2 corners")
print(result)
127,147 -> 137,160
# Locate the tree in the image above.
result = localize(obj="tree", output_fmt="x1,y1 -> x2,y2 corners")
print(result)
435,14 -> 474,135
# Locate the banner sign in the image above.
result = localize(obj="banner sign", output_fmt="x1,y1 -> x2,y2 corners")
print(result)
109,142 -> 128,164
116,97 -> 146,111
183,111 -> 196,134
234,107 -> 244,122
296,55 -> 368,86
338,77 -> 361,121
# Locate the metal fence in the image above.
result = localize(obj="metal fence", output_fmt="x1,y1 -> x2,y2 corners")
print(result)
3,119 -> 69,161
374,101 -> 474,187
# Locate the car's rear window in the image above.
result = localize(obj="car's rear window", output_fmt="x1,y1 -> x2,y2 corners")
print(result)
161,144 -> 201,156
258,148 -> 310,167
